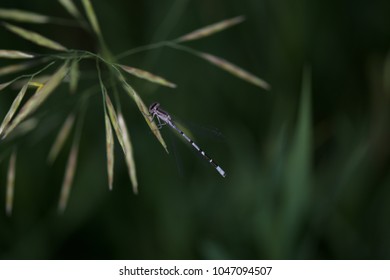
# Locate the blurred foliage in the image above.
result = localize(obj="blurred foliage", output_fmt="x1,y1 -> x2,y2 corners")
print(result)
0,0 -> 390,259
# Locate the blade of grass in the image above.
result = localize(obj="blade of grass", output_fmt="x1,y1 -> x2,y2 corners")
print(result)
0,81 -> 13,91
104,92 -> 124,149
0,8 -> 50,24
114,68 -> 168,153
59,0 -> 89,31
0,61 -> 39,77
104,112 -> 114,190
58,135 -> 79,213
3,22 -> 68,51
118,113 -> 138,194
96,60 -> 116,191
47,113 -> 76,164
7,118 -> 38,140
58,102 -> 86,213
168,43 -> 270,90
279,66 -> 312,256
104,92 -> 137,192
81,0 -> 101,37
58,0 -> 82,20
0,83 -> 28,136
199,52 -> 270,90
0,50 -> 34,59
69,59 -> 79,94
118,64 -> 177,88
2,62 -> 69,139
176,16 -> 245,43
6,149 -> 17,216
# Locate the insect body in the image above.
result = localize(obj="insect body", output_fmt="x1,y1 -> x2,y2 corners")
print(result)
149,102 -> 226,178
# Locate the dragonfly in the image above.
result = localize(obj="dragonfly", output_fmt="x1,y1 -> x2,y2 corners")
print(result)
149,102 -> 226,178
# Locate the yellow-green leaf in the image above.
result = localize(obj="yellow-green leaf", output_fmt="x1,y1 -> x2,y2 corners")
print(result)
0,83 -> 28,136
58,139 -> 79,213
104,92 -> 124,149
81,0 -> 101,36
6,150 -> 17,216
104,92 -> 137,193
116,71 -> 168,153
0,81 -> 13,91
0,8 -> 50,24
69,59 -> 79,94
47,113 -> 75,164
104,112 -> 114,191
3,22 -> 67,51
200,52 -> 271,90
176,16 -> 245,42
118,113 -> 138,194
118,64 -> 176,88
0,61 -> 37,77
0,49 -> 34,59
58,0 -> 82,20
2,62 -> 69,138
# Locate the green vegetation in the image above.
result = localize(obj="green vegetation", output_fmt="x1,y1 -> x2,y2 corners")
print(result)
0,0 -> 389,259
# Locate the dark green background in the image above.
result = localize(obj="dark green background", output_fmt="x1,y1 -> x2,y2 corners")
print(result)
0,0 -> 390,259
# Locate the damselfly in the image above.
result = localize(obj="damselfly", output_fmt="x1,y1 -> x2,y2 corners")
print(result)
149,102 -> 226,178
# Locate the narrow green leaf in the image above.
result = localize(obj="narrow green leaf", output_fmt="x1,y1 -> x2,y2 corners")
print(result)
118,113 -> 138,194
118,64 -> 177,88
279,67 -> 312,255
199,52 -> 271,90
2,62 -> 69,139
104,112 -> 114,191
176,16 -> 245,42
0,49 -> 34,59
8,118 -> 38,139
6,150 -> 17,216
58,0 -> 82,20
3,22 -> 67,51
58,138 -> 79,213
47,113 -> 76,164
81,0 -> 101,36
0,61 -> 38,77
116,71 -> 168,153
0,81 -> 13,91
69,59 -> 79,94
0,83 -> 28,136
0,8 -> 50,24
104,92 -> 124,149
104,92 -> 137,193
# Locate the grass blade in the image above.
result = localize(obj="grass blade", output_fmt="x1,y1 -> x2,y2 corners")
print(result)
3,22 -> 68,51
118,64 -> 177,88
58,0 -> 82,20
0,50 -> 34,59
47,113 -> 75,164
114,70 -> 168,153
0,83 -> 28,136
69,59 -> 79,94
2,62 -> 69,139
104,92 -> 124,148
279,67 -> 312,253
199,52 -> 271,90
0,8 -> 50,24
104,93 -> 137,193
118,113 -> 138,194
58,138 -> 79,213
176,16 -> 245,42
0,81 -> 13,91
6,150 -> 17,216
0,61 -> 39,77
81,0 -> 101,36
104,111 -> 114,190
